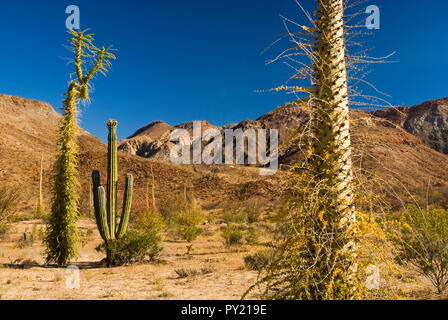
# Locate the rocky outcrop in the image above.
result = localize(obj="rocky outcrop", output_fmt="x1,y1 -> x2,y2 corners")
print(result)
373,98 -> 448,154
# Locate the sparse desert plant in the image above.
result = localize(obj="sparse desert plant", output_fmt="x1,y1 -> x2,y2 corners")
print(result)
96,229 -> 162,266
18,224 -> 39,248
222,224 -> 244,246
34,154 -> 47,219
245,226 -> 259,245
243,198 -> 263,223
0,222 -> 9,236
134,165 -> 165,234
92,120 -> 135,266
172,208 -> 204,242
0,182 -> 20,236
137,209 -> 165,234
159,194 -> 190,224
79,228 -> 95,248
170,196 -> 205,242
167,194 -> 205,255
175,268 -> 200,278
220,209 -> 246,224
244,248 -> 277,271
391,206 -> 448,294
45,29 -> 116,266
0,183 -> 20,223
146,164 -> 157,211
175,266 -> 215,278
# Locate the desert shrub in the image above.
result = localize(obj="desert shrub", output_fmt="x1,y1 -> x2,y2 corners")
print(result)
0,184 -> 20,237
245,226 -> 259,245
243,199 -> 263,223
17,225 -> 40,248
222,224 -> 244,246
171,206 -> 205,242
221,209 -> 246,224
33,205 -> 48,220
175,268 -> 200,278
391,206 -> 448,293
96,229 -> 162,266
200,266 -> 215,274
244,248 -> 277,271
220,199 -> 264,224
136,209 -> 165,233
175,266 -> 215,278
159,194 -> 190,224
0,184 -> 20,223
0,222 -> 9,236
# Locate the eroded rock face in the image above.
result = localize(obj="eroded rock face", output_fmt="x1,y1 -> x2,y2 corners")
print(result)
118,99 -> 448,164
374,98 -> 448,154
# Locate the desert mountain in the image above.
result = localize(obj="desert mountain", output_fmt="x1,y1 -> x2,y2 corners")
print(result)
2,93 -> 448,216
373,98 -> 448,154
0,94 -> 281,215
118,98 -> 448,209
119,98 -> 448,162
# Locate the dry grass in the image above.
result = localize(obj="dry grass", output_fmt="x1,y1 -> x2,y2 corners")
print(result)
0,218 -> 261,300
0,216 -> 447,300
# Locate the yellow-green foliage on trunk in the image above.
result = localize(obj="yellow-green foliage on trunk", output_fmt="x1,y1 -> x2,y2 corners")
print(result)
44,30 -> 116,266
308,0 -> 357,296
246,0 -> 359,300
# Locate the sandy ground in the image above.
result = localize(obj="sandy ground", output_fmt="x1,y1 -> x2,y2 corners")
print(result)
0,218 -> 447,300
0,219 -> 262,300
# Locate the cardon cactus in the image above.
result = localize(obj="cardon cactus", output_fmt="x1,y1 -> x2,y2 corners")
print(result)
92,119 -> 133,265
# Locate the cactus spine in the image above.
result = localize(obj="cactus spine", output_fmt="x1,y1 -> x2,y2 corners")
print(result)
92,120 -> 133,265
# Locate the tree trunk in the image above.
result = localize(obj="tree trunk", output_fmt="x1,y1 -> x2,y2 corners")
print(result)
311,0 -> 357,295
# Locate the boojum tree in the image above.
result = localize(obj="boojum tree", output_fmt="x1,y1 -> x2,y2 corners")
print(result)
308,0 -> 357,297
244,0 -> 391,300
45,29 -> 116,266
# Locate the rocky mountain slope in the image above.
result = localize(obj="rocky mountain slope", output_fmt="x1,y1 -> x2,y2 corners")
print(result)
373,97 -> 448,154
0,94 -> 281,215
119,98 -> 448,163
117,97 -> 448,208
2,94 -> 448,215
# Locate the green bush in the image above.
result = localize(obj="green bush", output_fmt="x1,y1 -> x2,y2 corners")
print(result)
222,224 -> 244,246
171,207 -> 205,242
0,184 -> 20,223
96,229 -> 162,266
243,199 -> 263,223
137,209 -> 165,233
0,222 -> 10,237
33,205 -> 48,220
244,248 -> 277,271
391,206 -> 448,293
221,209 -> 246,224
180,224 -> 204,242
245,226 -> 259,245
159,194 -> 190,224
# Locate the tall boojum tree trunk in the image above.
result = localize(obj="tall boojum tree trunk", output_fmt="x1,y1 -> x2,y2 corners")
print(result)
311,0 -> 357,291
45,82 -> 80,265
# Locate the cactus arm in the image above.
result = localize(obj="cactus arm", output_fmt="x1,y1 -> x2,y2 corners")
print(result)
116,174 -> 133,239
97,186 -> 111,241
92,170 -> 108,241
106,120 -> 118,239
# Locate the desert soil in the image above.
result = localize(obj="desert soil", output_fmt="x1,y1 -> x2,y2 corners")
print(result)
0,218 -> 446,300
0,219 -> 262,300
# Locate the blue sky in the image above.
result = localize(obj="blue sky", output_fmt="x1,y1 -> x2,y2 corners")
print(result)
0,0 -> 447,141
